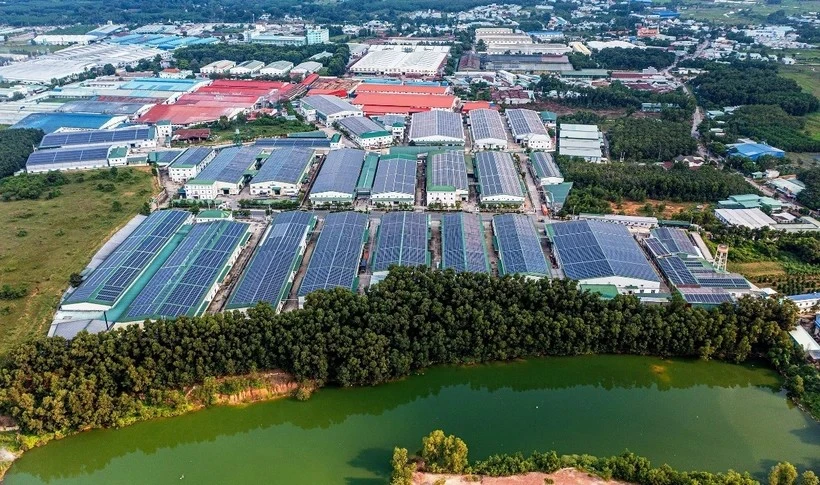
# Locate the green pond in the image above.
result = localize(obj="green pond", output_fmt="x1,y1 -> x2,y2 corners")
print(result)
5,356 -> 820,484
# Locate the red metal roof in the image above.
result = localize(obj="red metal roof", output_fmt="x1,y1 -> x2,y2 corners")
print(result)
140,105 -> 239,125
355,84 -> 450,95
351,92 -> 457,115
461,101 -> 493,112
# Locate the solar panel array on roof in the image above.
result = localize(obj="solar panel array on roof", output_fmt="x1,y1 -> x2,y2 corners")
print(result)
475,151 -> 523,198
493,214 -> 549,276
124,220 -> 248,321
311,148 -> 365,196
652,227 -> 697,256
656,256 -> 699,286
190,146 -> 261,184
694,272 -> 751,289
442,213 -> 489,273
27,146 -> 112,169
39,127 -> 152,148
408,111 -> 464,141
372,212 -> 429,272
427,151 -> 468,191
226,212 -> 315,310
253,147 -> 314,184
153,150 -> 184,165
371,156 -> 416,196
506,108 -> 549,137
678,287 -> 733,305
550,220 -> 659,282
255,138 -> 331,149
64,210 -> 190,307
530,152 -> 561,180
168,147 -> 213,168
469,109 -> 507,144
644,238 -> 671,259
299,212 -> 368,296
301,95 -> 361,116
337,116 -> 389,137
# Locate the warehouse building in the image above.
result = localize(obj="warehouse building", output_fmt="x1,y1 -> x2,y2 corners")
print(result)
168,147 -> 216,183
12,112 -> 126,133
260,60 -> 294,76
426,150 -> 469,207
226,211 -> 316,312
355,83 -> 452,96
530,151 -> 563,185
493,214 -> 549,278
336,116 -> 393,149
548,220 -> 661,293
121,220 -> 250,323
184,146 -> 263,199
372,211 -> 430,280
558,123 -> 603,162
468,108 -> 508,150
290,61 -> 323,78
352,92 -> 459,116
299,95 -> 363,124
200,60 -> 236,75
38,126 -> 157,150
309,148 -> 366,205
229,60 -> 265,76
714,208 -> 777,229
298,211 -> 369,307
475,151 -> 525,206
727,141 -> 785,161
506,109 -> 552,150
408,111 -> 465,145
26,145 -> 128,173
250,146 -> 315,197
441,213 -> 490,273
370,154 -> 417,205
350,50 -> 448,77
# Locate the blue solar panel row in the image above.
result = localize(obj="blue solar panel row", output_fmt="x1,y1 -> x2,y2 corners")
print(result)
311,148 -> 365,196
192,146 -> 261,184
65,210 -> 190,306
678,288 -> 734,305
124,221 -> 248,321
372,212 -> 428,272
656,256 -> 699,286
299,212 -> 368,297
493,214 -> 549,276
255,138 -> 331,149
39,127 -> 151,148
652,227 -> 697,256
441,213 -> 489,273
227,212 -> 315,310
371,157 -> 416,196
694,273 -> 751,289
644,238 -> 671,259
253,147 -> 314,185
27,146 -> 112,166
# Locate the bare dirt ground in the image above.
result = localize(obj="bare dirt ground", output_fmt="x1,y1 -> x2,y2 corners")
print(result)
415,467 -> 631,485
609,199 -> 702,219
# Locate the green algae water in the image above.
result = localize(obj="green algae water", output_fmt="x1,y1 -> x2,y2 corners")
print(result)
6,356 -> 820,484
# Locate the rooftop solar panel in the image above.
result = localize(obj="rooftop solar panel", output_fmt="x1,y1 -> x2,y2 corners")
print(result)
678,287 -> 734,305
469,109 -> 507,144
694,272 -> 752,289
493,214 -> 549,276
226,212 -> 315,310
652,227 -> 697,256
168,147 -> 214,169
372,212 -> 429,272
506,109 -> 549,138
656,256 -> 699,286
371,156 -> 416,196
550,220 -> 659,283
189,146 -> 261,184
441,213 -> 489,273
337,116 -> 388,138
298,212 -> 368,296
310,148 -> 365,196
475,151 -> 523,198
427,150 -> 468,191
27,146 -> 112,167
408,111 -> 464,141
530,152 -> 561,180
124,220 -> 248,321
40,127 -> 152,148
64,210 -> 190,307
644,238 -> 671,259
255,138 -> 331,149
252,147 -> 314,184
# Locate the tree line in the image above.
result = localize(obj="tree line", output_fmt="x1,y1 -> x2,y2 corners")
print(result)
795,167 -> 820,210
607,118 -> 697,163
1,267 -> 816,437
536,75 -> 695,113
568,47 -> 677,71
0,128 -> 44,179
392,431 -> 818,485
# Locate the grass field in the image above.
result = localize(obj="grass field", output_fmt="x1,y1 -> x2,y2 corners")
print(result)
0,168 -> 158,355
781,65 -> 820,99
728,261 -> 786,280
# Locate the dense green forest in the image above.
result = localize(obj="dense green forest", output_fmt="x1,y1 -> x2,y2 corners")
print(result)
174,43 -> 350,76
607,118 -> 697,162
568,47 -> 677,71
0,129 -> 44,179
0,0 -> 540,25
394,431 -> 815,485
690,62 -> 819,116
796,168 -> 820,210
557,159 -> 754,204
717,105 -> 820,153
536,75 -> 695,112
0,267 -> 816,437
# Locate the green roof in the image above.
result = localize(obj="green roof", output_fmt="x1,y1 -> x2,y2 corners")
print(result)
330,133 -> 342,143
356,153 -> 380,193
108,146 -> 128,158
360,130 -> 391,139
197,210 -> 231,219
579,284 -> 619,299
545,182 -> 573,207
540,111 -> 557,122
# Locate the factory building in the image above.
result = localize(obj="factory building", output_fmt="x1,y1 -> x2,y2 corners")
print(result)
426,150 -> 469,207
168,147 -> 216,183
183,146 -> 263,199
468,108 -> 508,151
309,148 -> 366,205
249,146 -> 315,197
299,95 -> 363,124
475,151 -> 525,206
506,109 -> 552,150
408,111 -> 465,145
336,116 -> 393,149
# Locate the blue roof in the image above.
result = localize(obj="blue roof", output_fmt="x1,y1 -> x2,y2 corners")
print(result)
253,146 -> 314,184
120,78 -> 201,92
188,146 -> 260,184
441,213 -> 489,273
372,212 -> 429,272
787,292 -> 820,302
728,142 -> 786,160
298,212 -> 368,296
12,113 -> 118,134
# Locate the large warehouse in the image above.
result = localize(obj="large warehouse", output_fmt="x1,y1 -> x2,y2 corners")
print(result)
12,112 -> 126,133
309,148 -> 366,205
351,92 -> 458,116
184,147 -> 263,199
249,146 -> 315,197
370,154 -> 417,205
441,213 -> 490,273
26,145 -> 126,173
469,108 -> 508,150
38,126 -> 157,150
475,151 -> 525,206
548,220 -> 661,293
372,211 -> 430,278
426,150 -> 469,207
299,95 -> 363,124
350,50 -> 448,76
408,111 -> 465,146
336,116 -> 393,149
121,220 -> 250,323
226,211 -> 316,312
506,109 -> 552,150
298,211 -> 369,307
493,214 -> 549,278
167,147 -> 216,183
559,123 -> 603,162
530,151 -> 563,185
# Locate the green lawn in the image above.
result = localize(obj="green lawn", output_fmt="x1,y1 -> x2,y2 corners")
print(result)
0,168 -> 158,355
781,65 -> 820,99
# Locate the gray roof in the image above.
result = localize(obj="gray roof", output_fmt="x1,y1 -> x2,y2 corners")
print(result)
301,95 -> 361,117
408,111 -> 464,141
428,150 -> 468,191
169,147 -> 214,169
189,146 -> 260,184
531,152 -> 561,179
311,148 -> 365,195
371,156 -> 416,196
337,116 -> 390,138
506,108 -> 549,137
253,146 -> 314,184
493,214 -> 549,277
476,151 -> 523,198
469,108 -> 507,143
